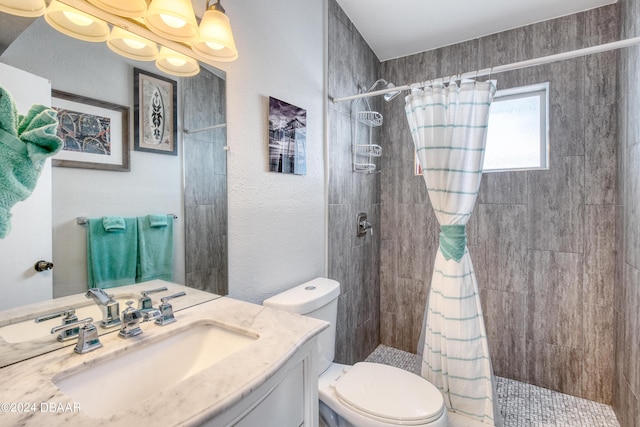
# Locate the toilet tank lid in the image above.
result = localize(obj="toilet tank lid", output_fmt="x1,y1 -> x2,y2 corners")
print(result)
263,278 -> 340,314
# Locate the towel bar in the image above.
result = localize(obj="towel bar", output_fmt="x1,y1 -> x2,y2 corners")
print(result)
77,214 -> 178,225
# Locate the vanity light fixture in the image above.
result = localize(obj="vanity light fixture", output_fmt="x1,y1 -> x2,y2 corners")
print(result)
156,46 -> 201,77
191,0 -> 238,62
86,0 -> 148,19
45,0 -> 110,43
0,0 -> 240,77
145,0 -> 199,43
0,0 -> 46,17
107,26 -> 158,61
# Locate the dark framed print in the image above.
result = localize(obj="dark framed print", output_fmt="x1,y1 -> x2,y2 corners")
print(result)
268,96 -> 307,175
51,90 -> 129,171
134,68 -> 177,156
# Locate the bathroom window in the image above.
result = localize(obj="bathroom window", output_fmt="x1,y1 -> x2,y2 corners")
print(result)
482,82 -> 549,172
414,82 -> 549,175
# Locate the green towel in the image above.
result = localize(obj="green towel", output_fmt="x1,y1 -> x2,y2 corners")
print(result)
103,216 -> 125,231
148,213 -> 168,227
0,85 -> 63,238
136,215 -> 174,282
87,217 -> 138,288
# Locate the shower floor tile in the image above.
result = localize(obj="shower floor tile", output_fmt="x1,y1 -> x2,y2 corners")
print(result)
364,345 -> 620,427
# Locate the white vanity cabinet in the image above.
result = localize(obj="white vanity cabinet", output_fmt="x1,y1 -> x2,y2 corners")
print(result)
202,337 -> 319,427
0,296 -> 326,427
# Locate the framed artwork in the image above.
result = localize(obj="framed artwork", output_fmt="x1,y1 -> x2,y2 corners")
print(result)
268,96 -> 306,175
51,90 -> 129,171
134,68 -> 177,156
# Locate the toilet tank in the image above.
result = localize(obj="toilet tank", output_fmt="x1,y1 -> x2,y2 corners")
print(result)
263,278 -> 340,374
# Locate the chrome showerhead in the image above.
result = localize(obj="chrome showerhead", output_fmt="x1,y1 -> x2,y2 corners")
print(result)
366,79 -> 401,101
382,83 -> 401,101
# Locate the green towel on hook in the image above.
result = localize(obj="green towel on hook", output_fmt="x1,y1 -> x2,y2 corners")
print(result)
87,217 -> 138,288
136,214 -> 174,282
0,85 -> 63,238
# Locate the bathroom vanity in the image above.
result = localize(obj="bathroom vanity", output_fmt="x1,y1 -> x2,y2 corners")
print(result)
0,285 -> 327,426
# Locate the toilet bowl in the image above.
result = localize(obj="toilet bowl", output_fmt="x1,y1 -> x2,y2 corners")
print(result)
263,278 -> 448,427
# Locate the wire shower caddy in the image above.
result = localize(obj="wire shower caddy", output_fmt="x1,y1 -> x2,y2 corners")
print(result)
351,95 -> 382,173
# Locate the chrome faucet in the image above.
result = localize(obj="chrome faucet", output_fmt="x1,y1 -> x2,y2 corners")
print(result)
118,301 -> 162,338
51,317 -> 102,354
36,308 -> 79,341
155,292 -> 186,326
86,288 -> 121,328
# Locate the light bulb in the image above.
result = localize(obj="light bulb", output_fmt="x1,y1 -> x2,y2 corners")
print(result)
122,38 -> 146,50
62,10 -> 94,26
159,14 -> 186,29
166,57 -> 187,67
205,41 -> 224,50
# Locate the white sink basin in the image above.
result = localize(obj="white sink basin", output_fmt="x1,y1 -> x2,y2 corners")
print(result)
53,322 -> 257,418
0,296 -> 135,343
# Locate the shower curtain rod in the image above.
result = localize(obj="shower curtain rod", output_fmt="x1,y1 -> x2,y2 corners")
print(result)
332,35 -> 640,103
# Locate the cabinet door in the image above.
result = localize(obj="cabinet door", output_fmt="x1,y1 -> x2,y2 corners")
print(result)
0,63 -> 54,310
234,362 -> 304,427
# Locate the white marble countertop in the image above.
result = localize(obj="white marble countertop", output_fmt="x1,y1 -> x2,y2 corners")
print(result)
0,280 -> 218,367
0,296 -> 327,426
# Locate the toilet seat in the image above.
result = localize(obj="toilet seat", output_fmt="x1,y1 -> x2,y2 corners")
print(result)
332,362 -> 445,425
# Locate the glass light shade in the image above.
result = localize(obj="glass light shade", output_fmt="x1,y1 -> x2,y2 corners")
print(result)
145,0 -> 198,43
156,47 -> 200,77
45,1 -> 109,43
191,8 -> 238,62
86,0 -> 148,19
0,0 -> 45,17
107,26 -> 158,61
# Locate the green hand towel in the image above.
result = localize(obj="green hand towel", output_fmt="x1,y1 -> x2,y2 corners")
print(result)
0,85 -> 63,238
87,217 -> 138,289
136,215 -> 174,283
103,216 -> 126,231
148,213 -> 168,227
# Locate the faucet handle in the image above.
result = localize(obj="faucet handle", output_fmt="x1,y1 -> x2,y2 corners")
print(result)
51,318 -> 102,354
160,292 -> 186,304
35,308 -> 76,323
138,286 -> 168,310
141,287 -> 168,297
155,292 -> 186,326
37,309 -> 79,341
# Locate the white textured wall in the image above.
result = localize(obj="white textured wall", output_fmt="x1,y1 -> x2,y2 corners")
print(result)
216,0 -> 327,303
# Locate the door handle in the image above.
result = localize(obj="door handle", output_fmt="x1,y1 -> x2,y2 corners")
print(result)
34,260 -> 54,272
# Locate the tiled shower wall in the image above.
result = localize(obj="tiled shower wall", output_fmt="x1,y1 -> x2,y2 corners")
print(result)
379,6 -> 618,404
183,68 -> 228,296
327,0 -> 381,364
614,0 -> 640,425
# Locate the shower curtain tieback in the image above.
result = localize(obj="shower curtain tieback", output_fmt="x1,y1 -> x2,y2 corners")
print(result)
405,79 -> 502,426
439,225 -> 466,261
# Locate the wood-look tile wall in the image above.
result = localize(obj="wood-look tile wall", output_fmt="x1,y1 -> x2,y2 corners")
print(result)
183,68 -> 228,296
379,6 -> 619,404
614,0 -> 640,425
327,0 -> 381,364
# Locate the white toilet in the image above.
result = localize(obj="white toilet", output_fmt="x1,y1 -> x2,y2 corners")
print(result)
263,277 -> 448,427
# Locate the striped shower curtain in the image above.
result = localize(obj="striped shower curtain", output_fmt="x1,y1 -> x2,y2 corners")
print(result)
405,80 -> 501,426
